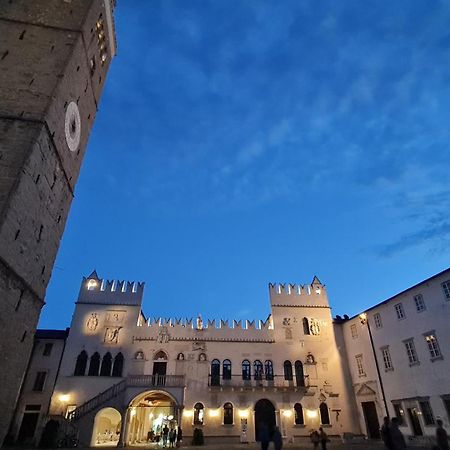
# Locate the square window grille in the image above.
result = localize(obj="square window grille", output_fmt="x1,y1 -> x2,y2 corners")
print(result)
404,339 -> 419,365
414,294 -> 426,312
374,313 -> 382,329
395,303 -> 405,320
425,334 -> 442,359
442,280 -> 450,300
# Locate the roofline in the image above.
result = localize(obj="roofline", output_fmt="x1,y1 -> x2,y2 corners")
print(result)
348,267 -> 450,320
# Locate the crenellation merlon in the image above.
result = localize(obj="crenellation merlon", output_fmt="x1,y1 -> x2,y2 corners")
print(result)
77,271 -> 144,306
269,276 -> 329,307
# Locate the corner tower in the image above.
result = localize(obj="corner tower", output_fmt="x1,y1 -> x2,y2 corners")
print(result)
0,2 -> 116,443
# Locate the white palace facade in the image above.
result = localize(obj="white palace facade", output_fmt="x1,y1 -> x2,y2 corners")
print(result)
9,268 -> 450,447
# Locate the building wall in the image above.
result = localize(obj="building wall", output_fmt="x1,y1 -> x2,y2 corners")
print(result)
0,1 -> 116,444
341,268 -> 450,439
49,274 -> 360,446
10,331 -> 67,446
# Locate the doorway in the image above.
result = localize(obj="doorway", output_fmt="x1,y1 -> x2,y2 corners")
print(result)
152,362 -> 167,386
254,399 -> 276,441
407,408 -> 423,436
361,401 -> 380,439
17,412 -> 39,443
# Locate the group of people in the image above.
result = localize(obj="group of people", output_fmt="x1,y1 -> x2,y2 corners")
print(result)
147,425 -> 182,448
310,428 -> 329,450
257,423 -> 283,450
382,416 -> 449,450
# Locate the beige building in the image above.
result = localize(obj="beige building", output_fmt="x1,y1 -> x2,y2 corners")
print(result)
13,268 -> 450,446
50,271 -> 357,446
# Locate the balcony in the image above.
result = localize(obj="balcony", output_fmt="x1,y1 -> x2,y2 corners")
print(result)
127,374 -> 185,388
207,374 -> 310,391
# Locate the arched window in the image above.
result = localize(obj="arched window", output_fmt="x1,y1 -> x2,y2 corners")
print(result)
303,318 -> 310,335
177,353 -> 185,360
223,402 -> 233,425
284,360 -> 293,381
320,402 -> 330,425
112,352 -> 124,377
254,360 -> 263,380
242,360 -> 251,380
100,352 -> 112,376
211,359 -> 221,386
193,402 -> 204,425
88,352 -> 100,376
264,360 -> 274,381
295,360 -> 305,387
74,350 -> 88,376
154,350 -> 168,360
223,359 -> 232,380
294,403 -> 304,425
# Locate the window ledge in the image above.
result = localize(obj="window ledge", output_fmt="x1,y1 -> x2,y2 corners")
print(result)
431,356 -> 443,362
294,424 -> 306,428
320,424 -> 332,428
221,424 -> 234,427
409,362 -> 420,367
384,368 -> 394,372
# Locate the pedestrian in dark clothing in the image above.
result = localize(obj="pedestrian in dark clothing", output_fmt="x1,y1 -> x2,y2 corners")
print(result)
310,430 -> 320,450
319,427 -> 328,450
257,422 -> 270,450
381,416 -> 393,450
390,418 -> 406,450
176,427 -> 182,447
272,426 -> 283,450
436,419 -> 449,450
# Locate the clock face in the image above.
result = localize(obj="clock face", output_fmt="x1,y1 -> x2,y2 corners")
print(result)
64,101 -> 81,152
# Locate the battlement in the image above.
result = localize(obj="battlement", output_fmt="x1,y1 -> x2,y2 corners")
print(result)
269,276 -> 329,307
139,315 -> 273,331
77,271 -> 144,306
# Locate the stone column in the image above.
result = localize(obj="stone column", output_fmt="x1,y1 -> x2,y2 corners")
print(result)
117,408 -> 131,447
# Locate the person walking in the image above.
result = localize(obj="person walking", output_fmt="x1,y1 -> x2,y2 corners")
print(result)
310,430 -> 320,450
436,419 -> 449,450
272,426 -> 283,450
319,427 -> 329,450
390,418 -> 406,450
169,428 -> 176,448
176,427 -> 182,448
162,425 -> 169,448
257,422 -> 270,450
381,417 -> 393,450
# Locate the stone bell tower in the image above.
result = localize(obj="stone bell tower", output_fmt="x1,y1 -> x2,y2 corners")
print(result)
0,1 -> 117,444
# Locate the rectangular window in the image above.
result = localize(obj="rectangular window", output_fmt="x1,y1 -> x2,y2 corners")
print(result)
404,339 -> 419,365
392,403 -> 404,425
350,324 -> 358,339
395,303 -> 405,320
381,346 -> 394,371
419,400 -> 435,425
414,294 -> 426,312
424,333 -> 442,359
374,313 -> 382,329
32,371 -> 47,391
355,354 -> 365,377
43,343 -> 53,356
442,280 -> 450,300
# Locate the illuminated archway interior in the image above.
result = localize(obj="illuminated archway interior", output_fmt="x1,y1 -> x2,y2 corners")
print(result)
92,407 -> 121,446
128,391 -> 179,445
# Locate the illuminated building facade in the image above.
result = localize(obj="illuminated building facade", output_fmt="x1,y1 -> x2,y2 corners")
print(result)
11,268 -> 450,446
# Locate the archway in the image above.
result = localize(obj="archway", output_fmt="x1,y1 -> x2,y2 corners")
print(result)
254,399 -> 276,441
91,407 -> 121,446
127,391 -> 180,445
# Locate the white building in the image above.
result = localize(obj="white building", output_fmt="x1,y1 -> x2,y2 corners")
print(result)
10,268 -> 450,447
340,268 -> 450,443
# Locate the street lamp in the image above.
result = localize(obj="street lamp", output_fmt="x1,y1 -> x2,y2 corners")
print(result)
359,313 -> 389,419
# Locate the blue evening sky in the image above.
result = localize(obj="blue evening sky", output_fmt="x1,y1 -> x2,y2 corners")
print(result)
41,0 -> 450,328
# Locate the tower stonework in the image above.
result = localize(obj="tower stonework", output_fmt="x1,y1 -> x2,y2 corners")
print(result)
0,1 -> 116,444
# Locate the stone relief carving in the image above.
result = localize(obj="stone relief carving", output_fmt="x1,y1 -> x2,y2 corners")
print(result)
86,313 -> 99,332
104,326 -> 122,344
157,326 -> 171,343
192,341 -> 206,351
